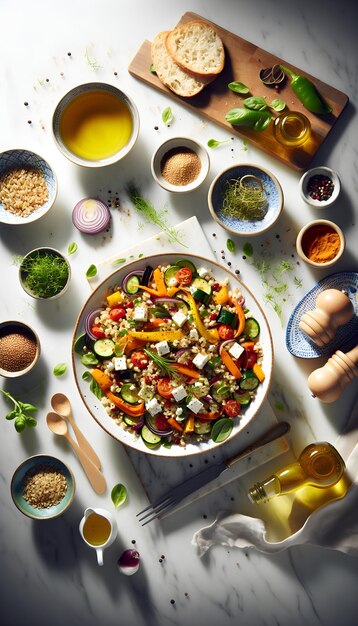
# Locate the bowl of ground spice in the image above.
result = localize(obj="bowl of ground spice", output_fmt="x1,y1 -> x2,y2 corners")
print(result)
151,136 -> 210,193
296,219 -> 345,268
299,166 -> 340,208
11,454 -> 75,520
0,149 -> 57,225
0,321 -> 40,378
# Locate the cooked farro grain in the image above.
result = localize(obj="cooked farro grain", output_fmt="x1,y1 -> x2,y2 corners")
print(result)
0,167 -> 48,216
22,463 -> 67,508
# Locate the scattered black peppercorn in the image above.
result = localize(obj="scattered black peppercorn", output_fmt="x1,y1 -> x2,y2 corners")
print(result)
27,120 -> 32,124
114,72 -> 118,76
67,52 -> 71,56
221,256 -> 225,260
228,261 -> 232,266
212,233 -> 216,237
46,78 -> 49,82
184,592 -> 189,597
161,555 -> 165,559
159,558 -> 163,563
203,514 -> 207,519
235,269 -> 240,275
170,599 -> 175,605
154,126 -> 159,130
131,539 -> 136,544
242,255 -> 246,260
24,102 -> 29,106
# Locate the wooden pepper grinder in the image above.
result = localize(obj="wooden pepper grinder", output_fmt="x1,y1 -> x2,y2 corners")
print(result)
299,289 -> 354,346
308,344 -> 358,403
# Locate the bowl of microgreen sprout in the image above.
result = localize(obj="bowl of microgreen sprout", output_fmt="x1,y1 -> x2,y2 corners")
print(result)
19,247 -> 71,300
208,163 -> 283,236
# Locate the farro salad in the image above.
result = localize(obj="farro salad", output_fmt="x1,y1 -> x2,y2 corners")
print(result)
75,259 -> 265,450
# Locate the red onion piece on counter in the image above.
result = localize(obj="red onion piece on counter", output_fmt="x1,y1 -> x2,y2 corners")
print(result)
84,308 -> 105,341
117,549 -> 140,575
72,198 -> 111,234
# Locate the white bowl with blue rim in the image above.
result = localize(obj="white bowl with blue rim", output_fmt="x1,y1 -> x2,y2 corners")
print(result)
11,454 -> 75,520
208,163 -> 284,236
0,149 -> 57,225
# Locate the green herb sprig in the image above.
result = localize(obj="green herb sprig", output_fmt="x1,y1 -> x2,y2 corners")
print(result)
0,389 -> 37,432
207,138 -> 231,149
21,252 -> 69,298
143,348 -> 176,376
126,184 -> 188,248
85,48 -> 102,71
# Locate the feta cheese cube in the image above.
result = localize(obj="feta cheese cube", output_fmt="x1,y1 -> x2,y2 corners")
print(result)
192,353 -> 209,369
172,385 -> 187,402
114,356 -> 127,371
208,345 -> 217,352
146,398 -> 162,417
228,342 -> 244,360
197,266 -> 210,279
189,328 -> 199,341
156,340 -> 170,356
175,407 -> 183,417
187,397 -> 204,414
194,381 -> 203,387
133,306 -> 148,322
172,310 -> 187,327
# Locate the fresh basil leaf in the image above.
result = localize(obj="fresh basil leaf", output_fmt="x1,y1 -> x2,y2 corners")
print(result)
74,333 -> 86,354
111,483 -> 127,508
269,99 -> 286,112
162,106 -> 173,125
118,329 -> 129,337
82,370 -> 92,381
81,352 -> 99,366
90,377 -> 103,400
112,258 -> 126,266
243,242 -> 254,257
225,108 -> 272,132
67,242 -> 78,255
211,418 -> 234,443
86,264 -> 97,278
243,96 -> 267,111
53,363 -> 67,377
228,81 -> 250,94
226,238 -> 236,253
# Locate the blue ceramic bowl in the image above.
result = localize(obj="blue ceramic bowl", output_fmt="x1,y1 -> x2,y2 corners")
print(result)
0,149 -> 57,225
11,454 -> 75,520
208,163 -> 283,236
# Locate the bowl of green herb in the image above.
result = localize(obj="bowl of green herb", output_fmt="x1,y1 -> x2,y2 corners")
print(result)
208,163 -> 283,236
19,247 -> 71,300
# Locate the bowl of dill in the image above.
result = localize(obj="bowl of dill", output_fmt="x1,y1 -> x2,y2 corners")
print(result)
208,164 -> 284,236
19,247 -> 71,300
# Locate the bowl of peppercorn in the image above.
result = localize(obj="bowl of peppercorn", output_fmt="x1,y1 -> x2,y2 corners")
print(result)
151,136 -> 210,193
299,166 -> 340,209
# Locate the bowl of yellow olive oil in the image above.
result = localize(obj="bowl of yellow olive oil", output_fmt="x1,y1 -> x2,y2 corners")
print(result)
52,83 -> 139,167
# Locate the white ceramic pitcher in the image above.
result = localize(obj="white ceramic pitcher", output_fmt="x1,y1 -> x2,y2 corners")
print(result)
79,507 -> 117,566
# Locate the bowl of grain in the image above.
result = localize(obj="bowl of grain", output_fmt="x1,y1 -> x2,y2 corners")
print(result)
0,149 -> 57,225
151,136 -> 210,193
0,321 -> 41,378
11,454 -> 75,520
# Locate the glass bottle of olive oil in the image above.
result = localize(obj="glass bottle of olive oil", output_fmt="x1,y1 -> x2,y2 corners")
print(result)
248,442 -> 351,536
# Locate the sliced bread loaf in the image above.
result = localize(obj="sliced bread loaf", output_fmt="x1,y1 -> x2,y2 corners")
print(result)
151,31 -> 210,98
165,20 -> 225,77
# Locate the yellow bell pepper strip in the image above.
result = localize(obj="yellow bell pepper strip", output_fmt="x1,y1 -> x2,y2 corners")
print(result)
253,362 -> 265,382
107,290 -> 124,308
116,335 -> 146,354
128,329 -> 183,342
90,368 -> 113,391
167,416 -> 184,432
232,299 -> 246,338
196,410 -> 223,421
106,391 -> 145,417
171,364 -> 200,379
184,292 -> 219,344
213,285 -> 230,305
220,348 -> 242,379
183,414 -> 195,434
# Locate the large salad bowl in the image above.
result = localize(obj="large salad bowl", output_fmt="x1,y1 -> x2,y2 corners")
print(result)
72,254 -> 273,457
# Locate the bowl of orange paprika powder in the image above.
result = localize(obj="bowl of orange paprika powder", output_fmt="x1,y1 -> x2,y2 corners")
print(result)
296,219 -> 345,268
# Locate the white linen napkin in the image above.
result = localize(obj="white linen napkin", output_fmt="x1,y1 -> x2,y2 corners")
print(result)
192,397 -> 358,556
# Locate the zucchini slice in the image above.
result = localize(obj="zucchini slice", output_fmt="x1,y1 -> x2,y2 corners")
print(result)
176,259 -> 197,273
239,371 -> 259,391
243,318 -> 260,339
217,307 -> 238,327
141,424 -> 162,446
164,265 -> 180,287
93,338 -> 115,358
126,275 -> 141,294
191,277 -> 211,295
120,383 -> 140,404
192,288 -> 211,306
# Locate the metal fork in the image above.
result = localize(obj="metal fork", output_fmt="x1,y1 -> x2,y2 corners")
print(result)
136,421 -> 290,525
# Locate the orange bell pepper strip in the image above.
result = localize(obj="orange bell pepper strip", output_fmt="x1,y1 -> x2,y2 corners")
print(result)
106,391 -> 145,417
253,363 -> 265,382
241,341 -> 255,350
232,299 -> 246,338
116,335 -> 146,354
167,416 -> 184,432
90,368 -> 113,391
171,364 -> 200,379
220,348 -> 242,379
183,414 -> 195,434
196,410 -> 223,421
143,319 -> 167,329
138,267 -> 168,297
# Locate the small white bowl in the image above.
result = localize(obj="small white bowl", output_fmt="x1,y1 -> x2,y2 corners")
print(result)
0,321 -> 40,378
296,219 -> 345,268
151,137 -> 210,193
19,247 -> 71,300
299,166 -> 340,208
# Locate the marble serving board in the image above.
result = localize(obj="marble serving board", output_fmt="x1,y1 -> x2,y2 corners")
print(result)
87,216 -> 289,513
128,11 -> 349,171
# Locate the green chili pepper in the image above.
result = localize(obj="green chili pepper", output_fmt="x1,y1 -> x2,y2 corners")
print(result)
280,65 -> 332,115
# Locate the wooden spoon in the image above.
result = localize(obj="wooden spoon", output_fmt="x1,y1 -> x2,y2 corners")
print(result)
51,393 -> 101,469
46,412 -> 106,494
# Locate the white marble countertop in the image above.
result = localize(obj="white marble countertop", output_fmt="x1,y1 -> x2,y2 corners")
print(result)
1,1 -> 357,625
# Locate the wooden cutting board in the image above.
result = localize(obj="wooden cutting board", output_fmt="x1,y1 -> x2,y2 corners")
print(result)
128,12 -> 349,171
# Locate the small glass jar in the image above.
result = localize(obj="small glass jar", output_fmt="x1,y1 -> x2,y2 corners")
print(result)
273,111 -> 311,147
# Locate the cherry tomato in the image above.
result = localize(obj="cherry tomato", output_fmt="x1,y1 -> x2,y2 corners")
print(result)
157,377 -> 173,398
155,413 -> 171,431
176,267 -> 193,285
91,325 -> 106,339
130,351 -> 149,370
224,399 -> 241,417
109,307 -> 126,321
212,283 -> 221,292
218,324 -> 235,340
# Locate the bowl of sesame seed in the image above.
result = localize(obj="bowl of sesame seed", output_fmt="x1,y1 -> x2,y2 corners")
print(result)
0,149 -> 57,225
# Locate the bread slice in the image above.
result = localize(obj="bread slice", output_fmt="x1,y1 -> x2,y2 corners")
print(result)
165,20 -> 225,77
151,31 -> 210,98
